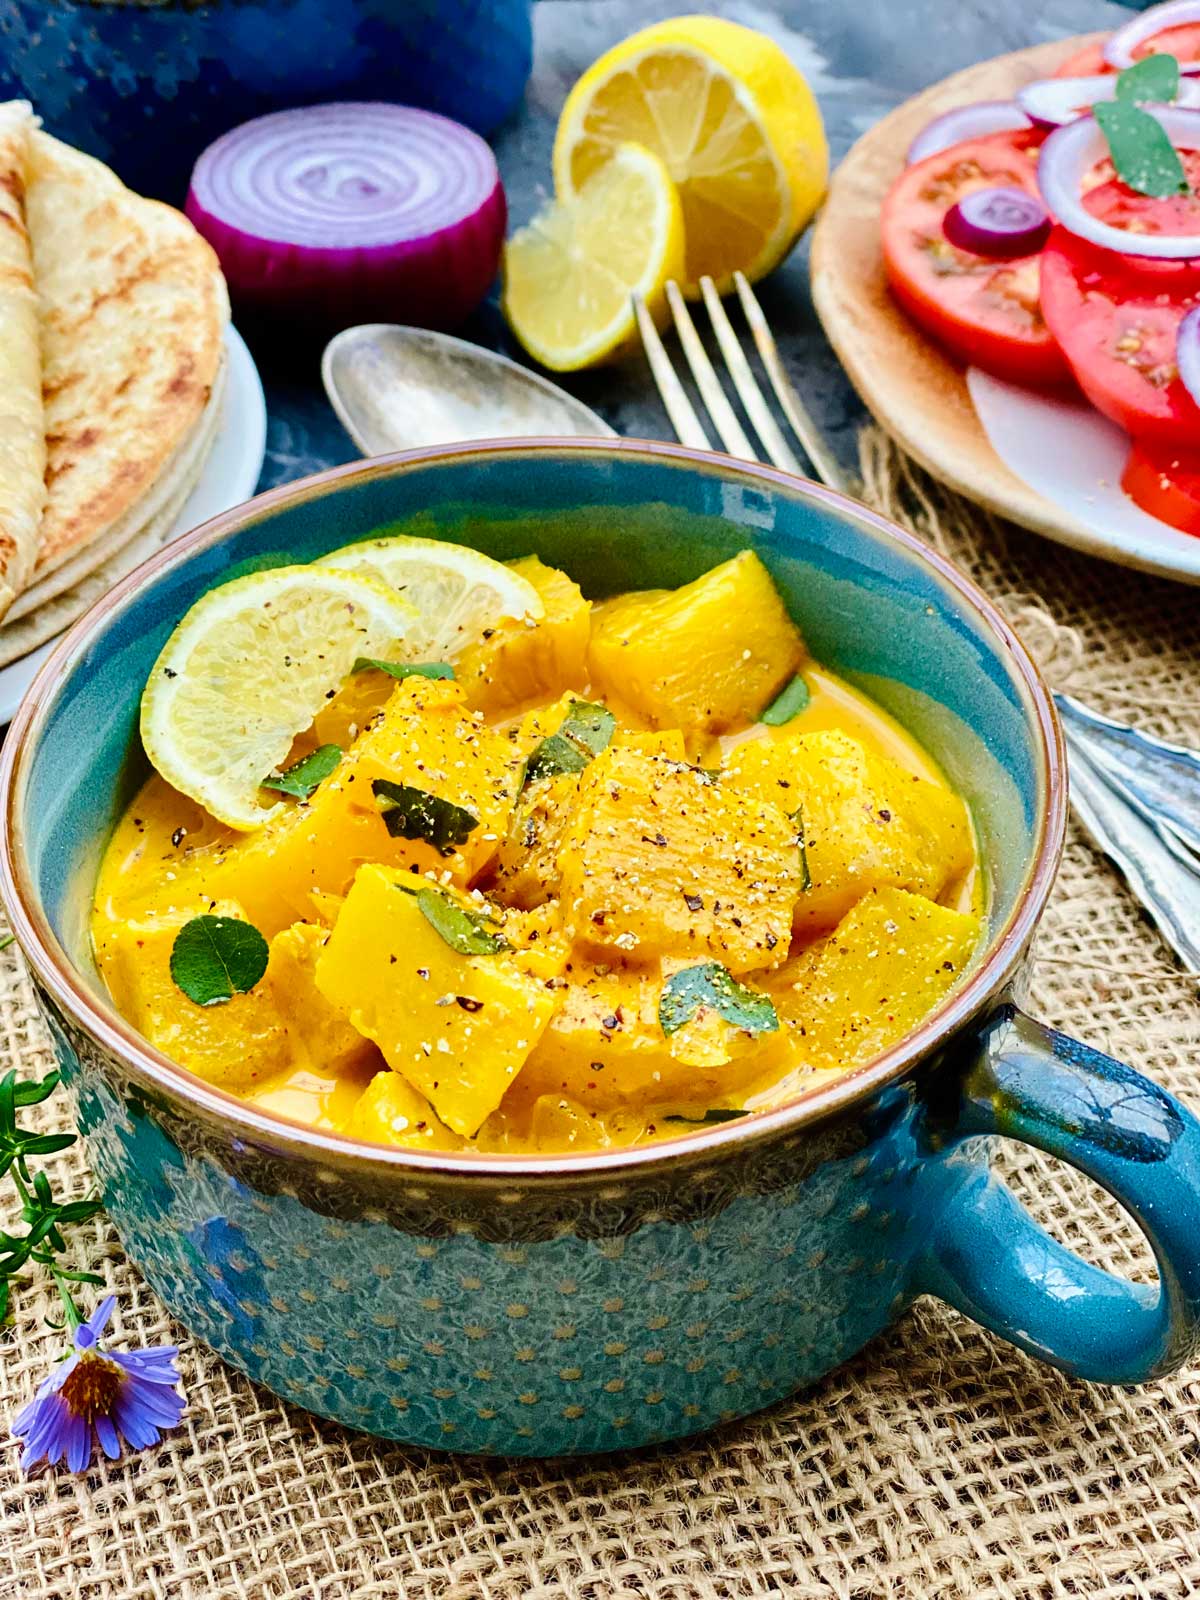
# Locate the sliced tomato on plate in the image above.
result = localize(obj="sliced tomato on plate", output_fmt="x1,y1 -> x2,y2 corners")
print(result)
1053,40 -> 1114,79
882,128 -> 1068,385
1039,159 -> 1200,444
1053,24 -> 1200,78
1122,440 -> 1200,535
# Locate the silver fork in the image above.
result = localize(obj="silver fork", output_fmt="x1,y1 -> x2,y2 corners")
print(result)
635,278 -> 1200,976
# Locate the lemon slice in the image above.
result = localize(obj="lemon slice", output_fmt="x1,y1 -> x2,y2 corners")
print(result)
502,142 -> 685,371
318,534 -> 544,654
553,15 -> 828,294
140,567 -> 419,830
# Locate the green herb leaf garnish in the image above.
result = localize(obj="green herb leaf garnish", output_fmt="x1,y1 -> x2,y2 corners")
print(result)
523,700 -> 616,786
1115,51 -> 1180,106
791,804 -> 812,893
170,914 -> 269,1007
663,1108 -> 749,1126
261,743 -> 342,799
353,658 -> 455,681
1095,98 -> 1188,199
372,779 -> 478,856
759,673 -> 811,726
659,963 -> 779,1038
414,886 -> 510,955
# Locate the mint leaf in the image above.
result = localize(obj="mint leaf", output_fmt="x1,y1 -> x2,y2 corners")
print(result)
1095,100 -> 1188,198
261,744 -> 342,799
759,674 -> 811,726
659,963 -> 778,1037
664,1108 -> 749,1126
353,657 -> 455,681
1115,52 -> 1180,106
372,779 -> 478,855
170,915 -> 269,1007
415,887 -> 510,955
524,700 -> 615,786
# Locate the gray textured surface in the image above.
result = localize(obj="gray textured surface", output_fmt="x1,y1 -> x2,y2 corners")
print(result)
253,0 -> 1133,493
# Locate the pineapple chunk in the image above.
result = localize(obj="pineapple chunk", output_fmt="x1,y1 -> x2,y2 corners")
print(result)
263,922 -> 376,1075
587,551 -> 804,739
205,677 -> 522,936
315,864 -> 561,1136
343,1070 -> 464,1152
493,773 -> 579,909
457,556 -> 591,715
723,729 -> 972,931
557,746 -> 801,972
94,900 -> 290,1094
767,887 -> 981,1071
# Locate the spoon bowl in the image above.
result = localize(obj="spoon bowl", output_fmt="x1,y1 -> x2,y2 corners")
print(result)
322,324 -> 616,455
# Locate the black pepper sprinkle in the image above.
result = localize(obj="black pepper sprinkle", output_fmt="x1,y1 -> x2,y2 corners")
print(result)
456,996 -> 484,1013
170,827 -> 187,848
684,892 -> 703,912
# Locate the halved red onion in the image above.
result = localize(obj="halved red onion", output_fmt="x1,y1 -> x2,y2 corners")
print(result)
1104,0 -> 1200,72
943,186 -> 1051,256
1018,71 -> 1200,127
186,102 -> 506,333
1177,305 -> 1200,405
906,100 -> 1030,165
1038,106 -> 1200,258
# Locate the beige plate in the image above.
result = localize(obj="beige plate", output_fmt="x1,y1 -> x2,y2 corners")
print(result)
809,33 -> 1200,582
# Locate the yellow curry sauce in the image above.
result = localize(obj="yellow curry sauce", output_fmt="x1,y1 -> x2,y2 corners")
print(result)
92,550 -> 983,1155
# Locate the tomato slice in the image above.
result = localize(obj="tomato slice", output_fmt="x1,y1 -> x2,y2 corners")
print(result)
1039,156 -> 1200,443
1053,40 -> 1113,79
881,129 -> 1068,385
1122,439 -> 1200,535
1053,24 -> 1200,78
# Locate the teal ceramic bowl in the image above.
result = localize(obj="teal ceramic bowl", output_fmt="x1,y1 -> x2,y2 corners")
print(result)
4,439 -> 1200,1457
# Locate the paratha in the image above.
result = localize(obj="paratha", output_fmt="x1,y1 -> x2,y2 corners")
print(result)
0,102 -> 45,619
25,128 -> 228,587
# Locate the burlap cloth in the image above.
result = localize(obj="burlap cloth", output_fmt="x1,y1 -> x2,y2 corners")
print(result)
2,429 -> 1199,1599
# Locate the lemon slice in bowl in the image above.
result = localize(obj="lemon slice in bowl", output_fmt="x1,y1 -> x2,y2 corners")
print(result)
553,15 -> 828,295
318,535 -> 544,654
140,567 -> 419,830
502,142 -> 684,371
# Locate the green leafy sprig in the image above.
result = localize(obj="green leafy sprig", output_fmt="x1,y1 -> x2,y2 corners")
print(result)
0,1067 -> 104,1331
1097,53 -> 1189,199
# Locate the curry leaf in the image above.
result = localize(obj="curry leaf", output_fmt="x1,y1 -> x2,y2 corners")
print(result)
658,963 -> 779,1038
1115,52 -> 1179,106
415,887 -> 510,955
261,743 -> 342,799
663,1108 -> 749,1126
759,673 -> 811,726
353,657 -> 455,681
524,700 -> 616,785
170,915 -> 269,1007
372,780 -> 479,856
1095,99 -> 1188,198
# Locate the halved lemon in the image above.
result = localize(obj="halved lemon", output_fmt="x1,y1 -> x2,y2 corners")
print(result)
502,142 -> 685,371
319,534 -> 544,652
553,15 -> 828,294
140,567 -> 419,830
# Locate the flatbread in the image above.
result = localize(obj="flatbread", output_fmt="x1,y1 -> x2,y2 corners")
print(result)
0,363 -> 224,669
0,102 -> 45,619
25,128 -> 229,587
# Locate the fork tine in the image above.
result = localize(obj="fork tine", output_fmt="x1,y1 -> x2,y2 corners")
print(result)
734,272 -> 848,492
698,277 -> 802,475
632,293 -> 712,451
664,281 -> 756,460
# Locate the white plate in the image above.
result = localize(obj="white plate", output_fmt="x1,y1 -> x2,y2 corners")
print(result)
967,368 -> 1200,586
0,325 -> 267,724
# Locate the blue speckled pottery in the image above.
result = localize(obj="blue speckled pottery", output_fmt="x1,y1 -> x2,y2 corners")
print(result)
0,0 -> 532,200
5,440 -> 1200,1457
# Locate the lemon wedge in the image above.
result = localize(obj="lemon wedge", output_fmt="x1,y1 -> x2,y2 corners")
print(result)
502,142 -> 685,371
319,534 -> 544,653
553,15 -> 828,294
140,567 -> 419,830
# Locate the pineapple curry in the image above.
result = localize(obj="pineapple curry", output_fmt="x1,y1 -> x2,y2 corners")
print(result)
93,544 -> 982,1154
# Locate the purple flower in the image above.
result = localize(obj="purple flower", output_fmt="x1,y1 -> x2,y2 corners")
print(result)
11,1296 -> 184,1473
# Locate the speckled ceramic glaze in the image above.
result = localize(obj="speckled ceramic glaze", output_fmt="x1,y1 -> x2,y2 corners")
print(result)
5,442 -> 1200,1456
0,0 -> 532,200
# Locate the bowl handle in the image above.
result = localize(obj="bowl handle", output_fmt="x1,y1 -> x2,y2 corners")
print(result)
913,1003 -> 1200,1382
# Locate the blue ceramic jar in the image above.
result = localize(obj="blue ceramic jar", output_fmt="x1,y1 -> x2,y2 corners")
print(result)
5,442 -> 1200,1456
0,0 -> 532,198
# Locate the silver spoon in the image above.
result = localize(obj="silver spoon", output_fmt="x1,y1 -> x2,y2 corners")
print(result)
322,324 -> 616,454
